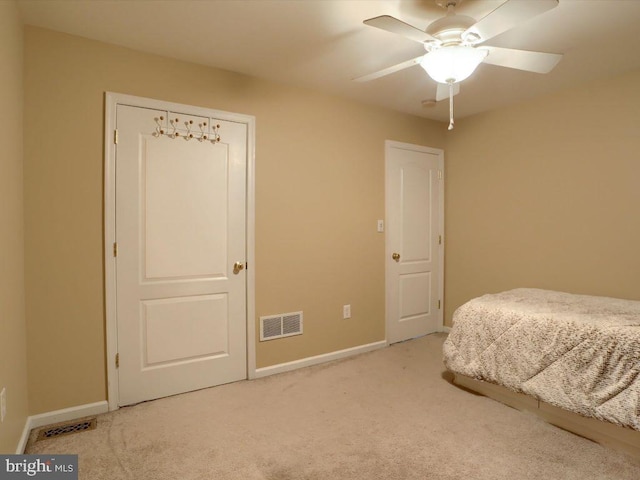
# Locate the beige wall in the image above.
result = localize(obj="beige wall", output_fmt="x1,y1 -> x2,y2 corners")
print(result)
23,27 -> 445,414
0,0 -> 29,453
444,69 -> 640,324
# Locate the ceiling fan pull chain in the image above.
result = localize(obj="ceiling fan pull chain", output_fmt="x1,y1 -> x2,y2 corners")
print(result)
448,82 -> 455,131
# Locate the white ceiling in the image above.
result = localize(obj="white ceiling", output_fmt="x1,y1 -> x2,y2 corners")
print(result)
17,0 -> 640,122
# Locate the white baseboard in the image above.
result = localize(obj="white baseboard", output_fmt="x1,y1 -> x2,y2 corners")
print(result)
253,340 -> 387,379
441,326 -> 451,333
17,400 -> 109,454
17,421 -> 31,455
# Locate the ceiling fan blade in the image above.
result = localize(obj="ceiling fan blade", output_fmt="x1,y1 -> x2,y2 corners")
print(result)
464,0 -> 559,44
364,15 -> 438,44
353,55 -> 424,82
436,83 -> 460,102
482,46 -> 562,74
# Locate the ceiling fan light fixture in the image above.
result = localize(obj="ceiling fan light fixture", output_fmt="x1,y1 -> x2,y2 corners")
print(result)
420,46 -> 488,84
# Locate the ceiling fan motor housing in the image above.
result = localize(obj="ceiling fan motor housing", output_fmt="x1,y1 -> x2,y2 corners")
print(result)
426,14 -> 476,48
435,0 -> 463,9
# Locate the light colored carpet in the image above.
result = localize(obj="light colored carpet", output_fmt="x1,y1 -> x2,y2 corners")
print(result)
27,333 -> 640,479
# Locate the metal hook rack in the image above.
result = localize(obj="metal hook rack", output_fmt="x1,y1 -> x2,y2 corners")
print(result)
152,115 -> 221,143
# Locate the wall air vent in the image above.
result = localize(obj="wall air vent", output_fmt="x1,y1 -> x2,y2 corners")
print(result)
260,311 -> 303,341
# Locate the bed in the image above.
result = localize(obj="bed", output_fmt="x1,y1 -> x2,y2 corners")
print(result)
443,288 -> 640,459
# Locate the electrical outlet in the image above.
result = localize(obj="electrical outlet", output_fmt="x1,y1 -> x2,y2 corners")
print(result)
343,304 -> 351,319
1,387 -> 6,423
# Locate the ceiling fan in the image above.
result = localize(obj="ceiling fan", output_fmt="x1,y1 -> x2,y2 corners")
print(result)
355,0 -> 563,129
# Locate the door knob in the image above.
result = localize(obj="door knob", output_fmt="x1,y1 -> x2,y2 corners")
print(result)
392,252 -> 400,262
233,262 -> 245,274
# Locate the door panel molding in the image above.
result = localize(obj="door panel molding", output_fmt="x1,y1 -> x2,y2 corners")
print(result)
104,92 -> 256,411
385,140 -> 444,344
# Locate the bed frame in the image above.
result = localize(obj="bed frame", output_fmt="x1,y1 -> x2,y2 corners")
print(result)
453,373 -> 640,461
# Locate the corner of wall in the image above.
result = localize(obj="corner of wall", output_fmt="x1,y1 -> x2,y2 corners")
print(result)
0,0 -> 29,454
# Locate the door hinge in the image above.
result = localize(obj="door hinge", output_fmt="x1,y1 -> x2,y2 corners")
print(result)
113,242 -> 118,257
115,353 -> 119,369
438,235 -> 442,245
438,170 -> 443,180
113,129 -> 119,144
438,300 -> 441,309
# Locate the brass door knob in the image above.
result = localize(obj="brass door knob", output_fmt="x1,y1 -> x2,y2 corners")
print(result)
392,253 -> 400,262
233,262 -> 245,274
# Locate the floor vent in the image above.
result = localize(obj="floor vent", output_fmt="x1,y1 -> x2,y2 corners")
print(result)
260,311 -> 303,341
36,418 -> 97,442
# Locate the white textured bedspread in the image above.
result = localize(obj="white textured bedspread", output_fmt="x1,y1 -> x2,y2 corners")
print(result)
443,288 -> 640,430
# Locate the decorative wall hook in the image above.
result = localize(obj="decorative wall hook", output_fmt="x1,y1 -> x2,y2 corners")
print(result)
152,115 -> 221,143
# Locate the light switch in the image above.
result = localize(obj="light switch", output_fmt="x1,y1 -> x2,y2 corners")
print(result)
377,220 -> 384,233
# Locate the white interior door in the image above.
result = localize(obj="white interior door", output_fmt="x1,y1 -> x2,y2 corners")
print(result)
115,104 -> 247,406
385,141 -> 443,344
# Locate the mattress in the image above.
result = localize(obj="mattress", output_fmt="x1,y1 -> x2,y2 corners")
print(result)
443,288 -> 640,431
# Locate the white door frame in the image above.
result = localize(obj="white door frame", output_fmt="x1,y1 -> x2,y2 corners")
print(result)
384,140 -> 445,341
104,92 -> 256,411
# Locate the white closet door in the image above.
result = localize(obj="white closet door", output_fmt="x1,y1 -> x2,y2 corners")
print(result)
115,104 -> 247,406
386,141 -> 443,344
